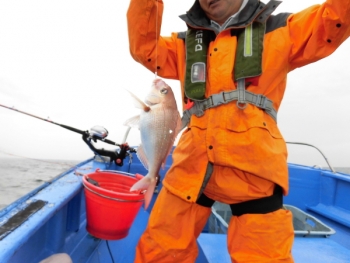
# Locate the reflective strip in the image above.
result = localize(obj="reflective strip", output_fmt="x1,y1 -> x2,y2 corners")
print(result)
244,24 -> 253,57
234,22 -> 265,81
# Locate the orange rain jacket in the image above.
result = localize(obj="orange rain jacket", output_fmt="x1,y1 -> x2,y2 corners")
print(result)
127,0 -> 350,202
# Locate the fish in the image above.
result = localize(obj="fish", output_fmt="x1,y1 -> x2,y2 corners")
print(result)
124,78 -> 182,209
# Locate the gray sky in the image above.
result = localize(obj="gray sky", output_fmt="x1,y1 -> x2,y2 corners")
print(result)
0,1 -> 349,168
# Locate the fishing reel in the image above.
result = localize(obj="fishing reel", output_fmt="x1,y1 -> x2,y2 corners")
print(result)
0,103 -> 135,166
82,125 -> 136,166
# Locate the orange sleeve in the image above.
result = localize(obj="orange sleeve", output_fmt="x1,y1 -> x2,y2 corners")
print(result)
127,0 -> 181,79
288,1 -> 350,70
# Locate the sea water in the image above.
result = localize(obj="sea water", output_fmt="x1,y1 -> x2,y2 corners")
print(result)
0,157 -> 79,209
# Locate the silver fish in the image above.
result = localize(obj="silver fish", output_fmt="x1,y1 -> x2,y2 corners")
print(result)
124,78 -> 182,209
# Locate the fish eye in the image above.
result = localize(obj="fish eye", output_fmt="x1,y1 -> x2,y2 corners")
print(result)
160,88 -> 168,94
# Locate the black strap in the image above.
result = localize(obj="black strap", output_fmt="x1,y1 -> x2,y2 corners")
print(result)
230,185 -> 283,216
196,185 -> 283,216
196,193 -> 215,208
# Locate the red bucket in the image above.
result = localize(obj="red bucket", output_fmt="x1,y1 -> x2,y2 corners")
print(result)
82,170 -> 144,240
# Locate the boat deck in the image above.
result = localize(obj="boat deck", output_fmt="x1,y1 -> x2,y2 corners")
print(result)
197,233 -> 350,263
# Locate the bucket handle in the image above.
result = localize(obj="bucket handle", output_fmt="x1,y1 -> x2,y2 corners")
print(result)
83,183 -> 145,203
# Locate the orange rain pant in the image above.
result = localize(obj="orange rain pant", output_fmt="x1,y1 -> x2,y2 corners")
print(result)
134,166 -> 294,263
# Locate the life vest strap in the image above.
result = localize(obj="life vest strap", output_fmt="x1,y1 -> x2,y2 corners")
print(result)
181,89 -> 277,129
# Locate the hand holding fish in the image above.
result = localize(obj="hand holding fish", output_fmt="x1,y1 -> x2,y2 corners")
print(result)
124,79 -> 182,209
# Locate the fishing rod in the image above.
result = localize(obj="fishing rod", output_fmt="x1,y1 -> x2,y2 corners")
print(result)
0,103 -> 136,166
0,103 -> 115,144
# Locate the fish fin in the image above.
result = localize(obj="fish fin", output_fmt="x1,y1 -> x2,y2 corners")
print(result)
143,179 -> 157,209
130,174 -> 151,192
129,175 -> 156,209
127,90 -> 151,112
136,144 -> 149,170
123,115 -> 140,128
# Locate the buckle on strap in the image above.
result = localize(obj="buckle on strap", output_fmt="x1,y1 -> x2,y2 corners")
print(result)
248,93 -> 277,121
256,94 -> 267,109
209,92 -> 226,107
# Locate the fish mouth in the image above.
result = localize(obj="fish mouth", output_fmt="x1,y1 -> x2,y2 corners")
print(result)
153,78 -> 165,86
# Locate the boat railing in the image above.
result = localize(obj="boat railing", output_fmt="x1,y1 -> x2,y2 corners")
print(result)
286,141 -> 336,173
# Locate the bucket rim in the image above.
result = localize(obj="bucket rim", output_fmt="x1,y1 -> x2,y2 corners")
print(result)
83,183 -> 145,203
82,170 -> 145,201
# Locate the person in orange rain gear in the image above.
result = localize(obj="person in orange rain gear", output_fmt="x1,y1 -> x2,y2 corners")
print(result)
127,0 -> 350,262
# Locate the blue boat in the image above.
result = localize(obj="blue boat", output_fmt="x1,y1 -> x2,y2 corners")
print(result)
0,125 -> 349,263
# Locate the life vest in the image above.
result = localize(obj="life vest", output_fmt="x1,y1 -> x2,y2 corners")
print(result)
182,3 -> 280,128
